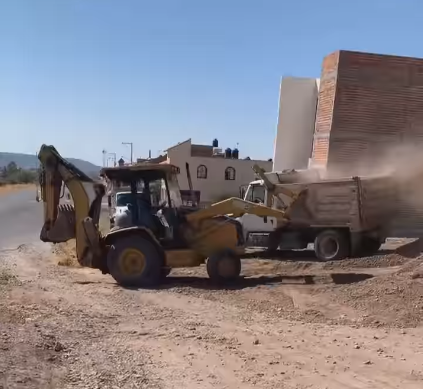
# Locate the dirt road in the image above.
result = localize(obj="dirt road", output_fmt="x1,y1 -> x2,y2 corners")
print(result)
0,244 -> 423,389
1,243 -> 423,389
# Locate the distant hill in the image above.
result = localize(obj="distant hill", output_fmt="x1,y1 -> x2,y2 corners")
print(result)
0,152 -> 102,177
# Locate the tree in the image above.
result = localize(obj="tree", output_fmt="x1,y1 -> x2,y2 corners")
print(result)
6,161 -> 18,174
0,161 -> 37,185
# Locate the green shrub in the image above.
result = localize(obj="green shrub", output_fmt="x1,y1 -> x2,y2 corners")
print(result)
0,161 -> 38,184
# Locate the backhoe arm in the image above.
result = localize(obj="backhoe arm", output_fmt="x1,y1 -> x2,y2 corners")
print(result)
37,144 -> 105,265
186,196 -> 309,225
186,197 -> 288,223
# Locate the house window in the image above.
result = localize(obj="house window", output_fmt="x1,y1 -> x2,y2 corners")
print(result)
225,167 -> 236,180
197,164 -> 207,179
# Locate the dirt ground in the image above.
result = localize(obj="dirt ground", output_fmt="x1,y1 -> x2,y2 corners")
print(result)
0,184 -> 35,196
1,243 -> 423,389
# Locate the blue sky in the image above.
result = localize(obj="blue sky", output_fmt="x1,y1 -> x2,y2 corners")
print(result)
0,0 -> 419,165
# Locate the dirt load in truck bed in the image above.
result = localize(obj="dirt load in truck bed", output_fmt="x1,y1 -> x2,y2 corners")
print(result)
285,175 -> 393,232
1,241 -> 423,388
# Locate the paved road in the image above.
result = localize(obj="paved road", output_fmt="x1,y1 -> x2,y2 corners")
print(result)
0,189 -> 110,250
0,189 -> 42,249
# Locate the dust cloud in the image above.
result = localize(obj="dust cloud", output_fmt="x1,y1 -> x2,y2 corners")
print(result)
325,142 -> 423,210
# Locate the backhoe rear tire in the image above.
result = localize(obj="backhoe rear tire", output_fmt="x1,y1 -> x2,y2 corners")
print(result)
207,250 -> 241,285
107,235 -> 162,288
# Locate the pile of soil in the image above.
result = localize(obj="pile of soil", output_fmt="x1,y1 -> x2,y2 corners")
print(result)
51,240 -> 80,267
325,256 -> 423,328
323,253 -> 408,270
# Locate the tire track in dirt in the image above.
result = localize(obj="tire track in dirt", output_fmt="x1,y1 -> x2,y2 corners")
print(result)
2,246 -> 423,388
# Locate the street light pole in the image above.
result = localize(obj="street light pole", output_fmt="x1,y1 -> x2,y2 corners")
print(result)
122,142 -> 133,165
102,149 -> 107,167
107,153 -> 117,167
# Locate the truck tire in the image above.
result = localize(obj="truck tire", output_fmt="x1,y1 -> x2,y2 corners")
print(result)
314,230 -> 350,261
161,268 -> 171,278
267,228 -> 284,251
107,235 -> 162,287
207,250 -> 241,284
356,237 -> 382,257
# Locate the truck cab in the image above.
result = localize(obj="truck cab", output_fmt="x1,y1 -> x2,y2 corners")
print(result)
239,172 -> 311,246
237,180 -> 277,246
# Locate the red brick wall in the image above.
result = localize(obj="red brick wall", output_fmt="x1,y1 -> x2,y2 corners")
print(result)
312,50 -> 423,174
311,51 -> 339,168
312,50 -> 423,235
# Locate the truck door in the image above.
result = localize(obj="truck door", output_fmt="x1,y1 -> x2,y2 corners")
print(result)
239,184 -> 277,242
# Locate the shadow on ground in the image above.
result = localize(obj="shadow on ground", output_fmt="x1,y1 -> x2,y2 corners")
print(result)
119,272 -> 374,292
244,249 -> 397,261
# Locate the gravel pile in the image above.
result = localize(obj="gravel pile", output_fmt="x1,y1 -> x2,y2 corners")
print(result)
325,257 -> 423,328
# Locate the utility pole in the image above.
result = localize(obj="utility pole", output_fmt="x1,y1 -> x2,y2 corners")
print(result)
107,152 -> 116,167
102,149 -> 107,167
122,142 -> 133,165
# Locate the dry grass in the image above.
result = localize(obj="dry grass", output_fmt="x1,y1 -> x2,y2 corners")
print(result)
0,269 -> 14,285
54,215 -> 110,267
0,183 -> 35,195
55,240 -> 79,267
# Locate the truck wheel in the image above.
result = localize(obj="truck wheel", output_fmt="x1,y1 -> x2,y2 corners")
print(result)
161,267 -> 171,278
107,235 -> 162,287
314,230 -> 349,261
267,228 -> 284,251
356,237 -> 382,257
207,250 -> 241,284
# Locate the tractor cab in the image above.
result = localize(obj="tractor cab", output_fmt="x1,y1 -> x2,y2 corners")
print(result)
100,164 -> 188,247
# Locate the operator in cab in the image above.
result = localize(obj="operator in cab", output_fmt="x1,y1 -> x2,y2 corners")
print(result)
113,190 -> 157,231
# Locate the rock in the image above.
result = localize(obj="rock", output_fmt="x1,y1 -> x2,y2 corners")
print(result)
54,341 -> 64,352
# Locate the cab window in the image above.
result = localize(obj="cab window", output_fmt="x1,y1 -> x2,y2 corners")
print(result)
149,178 -> 166,206
116,193 -> 133,207
245,185 -> 265,203
244,186 -> 253,202
251,185 -> 265,203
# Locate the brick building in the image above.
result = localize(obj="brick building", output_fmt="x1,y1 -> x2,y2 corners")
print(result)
309,50 -> 423,236
311,50 -> 423,173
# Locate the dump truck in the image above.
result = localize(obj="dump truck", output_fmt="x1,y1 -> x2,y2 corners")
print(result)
238,166 -> 394,261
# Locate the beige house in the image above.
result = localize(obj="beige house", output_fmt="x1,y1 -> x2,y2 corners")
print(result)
150,139 -> 272,206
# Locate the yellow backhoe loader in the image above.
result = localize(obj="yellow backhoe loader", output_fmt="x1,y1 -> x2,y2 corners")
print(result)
36,144 -> 304,287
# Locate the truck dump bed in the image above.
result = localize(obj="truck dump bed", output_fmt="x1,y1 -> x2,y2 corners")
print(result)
283,175 -> 394,233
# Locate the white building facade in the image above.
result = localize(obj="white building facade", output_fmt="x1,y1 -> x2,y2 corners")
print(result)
163,139 -> 272,206
273,76 -> 320,171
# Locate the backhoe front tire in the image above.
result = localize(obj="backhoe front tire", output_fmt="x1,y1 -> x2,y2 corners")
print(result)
207,250 -> 241,284
107,235 -> 162,288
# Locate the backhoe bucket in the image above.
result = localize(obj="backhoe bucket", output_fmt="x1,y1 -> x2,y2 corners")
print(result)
40,204 -> 76,243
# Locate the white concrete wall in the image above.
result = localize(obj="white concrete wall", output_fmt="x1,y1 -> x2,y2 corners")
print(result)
167,140 -> 272,204
273,77 -> 319,171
